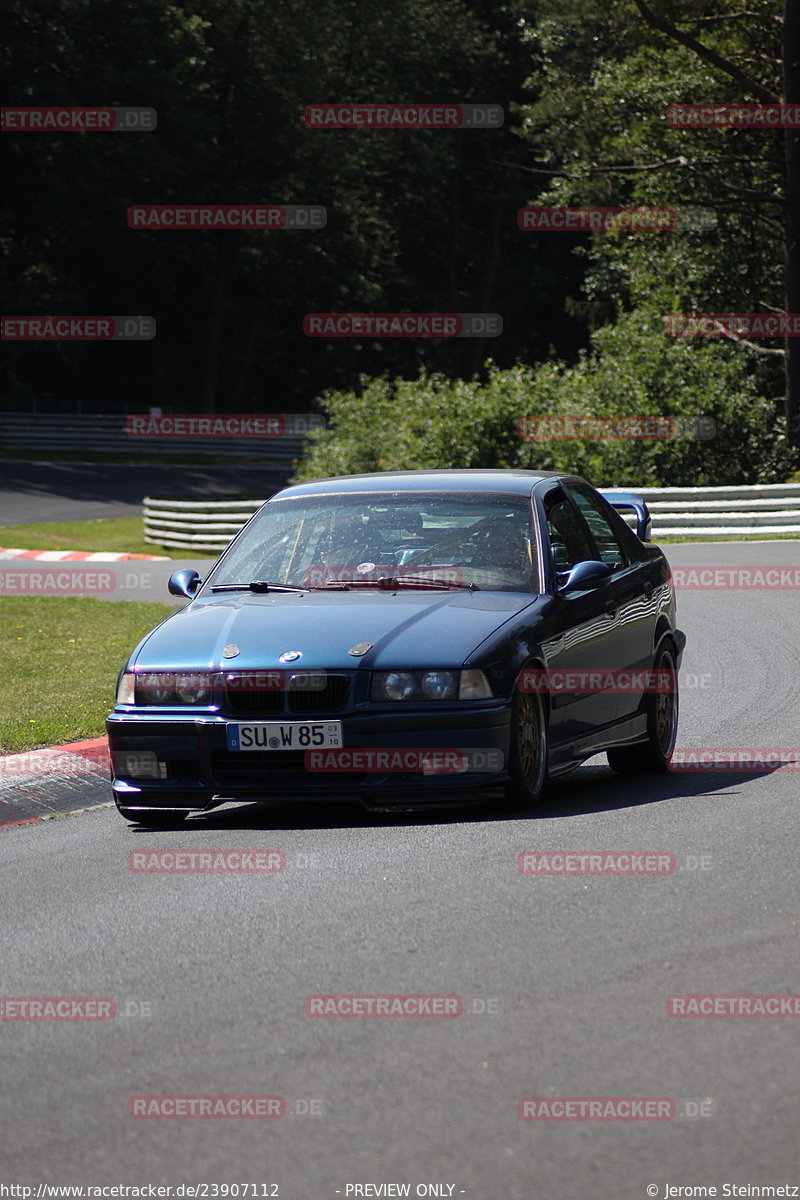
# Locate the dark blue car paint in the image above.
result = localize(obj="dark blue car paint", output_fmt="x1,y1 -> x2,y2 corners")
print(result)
106,469 -> 685,813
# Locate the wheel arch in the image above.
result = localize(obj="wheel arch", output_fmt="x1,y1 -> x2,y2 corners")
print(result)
653,617 -> 678,659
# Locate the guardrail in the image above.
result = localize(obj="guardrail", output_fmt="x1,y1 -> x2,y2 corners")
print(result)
620,483 -> 800,538
144,498 -> 268,550
0,411 -> 325,460
144,482 -> 800,552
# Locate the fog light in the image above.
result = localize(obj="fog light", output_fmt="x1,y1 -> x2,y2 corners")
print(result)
114,750 -> 162,779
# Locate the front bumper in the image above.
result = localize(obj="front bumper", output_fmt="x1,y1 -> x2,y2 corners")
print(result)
106,705 -> 511,812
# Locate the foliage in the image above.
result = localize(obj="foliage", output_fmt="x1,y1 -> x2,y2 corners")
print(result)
1,0 -> 544,410
3,0 -> 795,477
294,311 -> 791,486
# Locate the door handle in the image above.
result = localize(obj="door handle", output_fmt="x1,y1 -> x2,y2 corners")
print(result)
643,581 -> 654,596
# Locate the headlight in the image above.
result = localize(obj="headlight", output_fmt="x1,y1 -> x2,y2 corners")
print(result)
116,672 -> 136,705
130,672 -> 213,705
421,670 -> 457,700
175,672 -> 212,704
370,669 -> 493,702
381,671 -> 416,701
137,672 -> 177,704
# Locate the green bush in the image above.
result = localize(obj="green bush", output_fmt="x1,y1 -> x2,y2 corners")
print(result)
294,309 -> 793,488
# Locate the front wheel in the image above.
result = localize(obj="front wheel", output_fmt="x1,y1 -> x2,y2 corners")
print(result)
506,686 -> 548,808
607,643 -> 679,775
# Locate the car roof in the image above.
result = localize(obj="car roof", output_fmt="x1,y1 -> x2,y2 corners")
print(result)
273,469 -> 565,500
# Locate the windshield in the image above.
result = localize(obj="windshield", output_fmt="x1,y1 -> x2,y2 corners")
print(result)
205,490 -> 538,593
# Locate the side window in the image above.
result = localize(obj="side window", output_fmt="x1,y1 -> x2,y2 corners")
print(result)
565,484 -> 629,571
542,487 -> 595,574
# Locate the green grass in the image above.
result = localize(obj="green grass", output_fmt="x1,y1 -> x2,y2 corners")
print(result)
0,596 -> 174,753
0,517 -> 173,557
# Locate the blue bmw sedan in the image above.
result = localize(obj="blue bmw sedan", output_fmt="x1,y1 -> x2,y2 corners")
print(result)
107,470 -> 685,824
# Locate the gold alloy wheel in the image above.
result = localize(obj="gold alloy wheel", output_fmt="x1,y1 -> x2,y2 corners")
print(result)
513,687 -> 546,799
654,648 -> 678,756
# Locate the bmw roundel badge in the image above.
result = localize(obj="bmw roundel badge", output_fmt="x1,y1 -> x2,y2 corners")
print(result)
278,650 -> 303,663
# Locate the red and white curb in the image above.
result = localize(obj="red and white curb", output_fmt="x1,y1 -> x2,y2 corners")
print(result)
0,736 -> 112,827
0,547 -> 168,561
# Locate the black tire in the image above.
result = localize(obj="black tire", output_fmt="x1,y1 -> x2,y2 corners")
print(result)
607,643 -> 679,775
506,685 -> 548,808
117,808 -> 189,826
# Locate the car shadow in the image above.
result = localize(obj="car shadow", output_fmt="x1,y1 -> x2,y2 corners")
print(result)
124,759 -> 781,832
529,760 -> 779,820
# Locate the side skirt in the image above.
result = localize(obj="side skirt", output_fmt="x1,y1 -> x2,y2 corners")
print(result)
547,715 -> 649,777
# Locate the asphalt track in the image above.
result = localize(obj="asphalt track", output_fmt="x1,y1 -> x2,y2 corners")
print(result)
1,540 -> 799,1197
0,461 -> 291,525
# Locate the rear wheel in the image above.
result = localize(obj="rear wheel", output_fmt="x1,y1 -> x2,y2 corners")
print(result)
117,808 -> 189,826
607,643 -> 678,775
506,686 -> 548,808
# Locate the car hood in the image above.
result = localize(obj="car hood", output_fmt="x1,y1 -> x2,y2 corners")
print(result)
132,589 -> 540,671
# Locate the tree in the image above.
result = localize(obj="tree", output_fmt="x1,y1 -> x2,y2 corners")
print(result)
515,0 -> 795,464
631,0 -> 799,448
1,0 -> 544,412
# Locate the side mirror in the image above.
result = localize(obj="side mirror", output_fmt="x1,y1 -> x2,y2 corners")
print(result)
560,560 -> 612,593
168,568 -> 202,598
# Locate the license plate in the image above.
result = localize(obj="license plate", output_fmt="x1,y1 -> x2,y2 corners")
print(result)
226,721 -> 343,751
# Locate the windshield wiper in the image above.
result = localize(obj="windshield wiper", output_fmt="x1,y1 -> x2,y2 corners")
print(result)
209,580 -> 307,593
320,574 -> 477,591
381,574 -> 477,590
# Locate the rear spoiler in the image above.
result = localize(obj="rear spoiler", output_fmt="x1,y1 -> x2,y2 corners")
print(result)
600,491 -> 652,542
